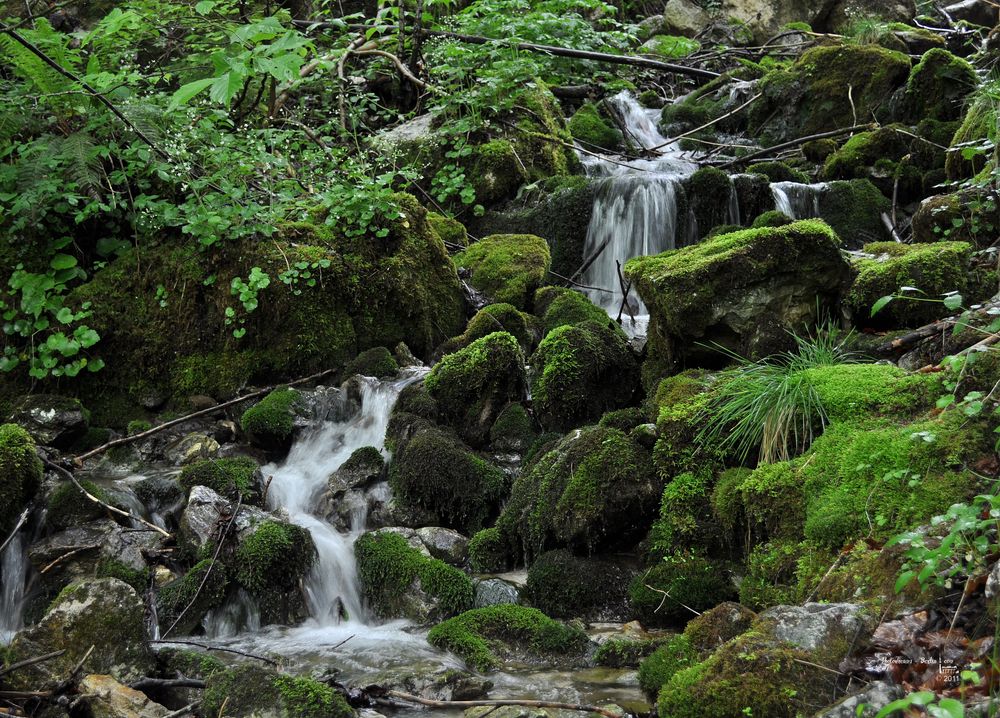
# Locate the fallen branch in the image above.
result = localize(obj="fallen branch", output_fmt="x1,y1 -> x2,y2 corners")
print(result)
353,48 -> 435,91
0,650 -> 65,678
881,212 -> 903,243
43,460 -> 170,538
162,703 -> 200,718
73,367 -> 338,464
150,639 -> 278,666
0,508 -> 29,555
130,677 -> 206,691
719,123 -> 876,169
39,545 -> 100,575
387,691 -> 623,718
648,92 -> 762,153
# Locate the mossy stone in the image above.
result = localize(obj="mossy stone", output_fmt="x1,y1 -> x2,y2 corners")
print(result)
489,403 -> 537,452
440,304 -> 534,356
469,527 -> 508,573
684,168 -> 733,239
751,210 -> 792,228
46,479 -> 121,531
156,559 -> 229,635
567,103 -> 623,152
235,520 -> 315,596
343,346 -> 399,379
535,287 -> 609,334
817,179 -> 891,248
455,234 -> 551,311
897,48 -> 977,123
745,162 -> 809,184
427,211 -> 468,248
240,388 -> 304,451
629,552 -> 735,626
202,664 -> 354,718
179,456 -> 262,503
637,635 -> 695,698
523,549 -> 629,620
0,424 -> 42,536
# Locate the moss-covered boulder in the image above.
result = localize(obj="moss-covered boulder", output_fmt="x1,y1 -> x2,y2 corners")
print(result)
234,519 -> 316,624
427,605 -> 589,671
427,211 -> 469,248
389,427 -> 506,535
817,179 -> 891,248
751,210 -> 792,228
568,103 -> 623,152
240,388 -> 305,451
455,234 -> 551,311
529,320 -> 638,432
489,403 -> 537,452
496,425 -> 658,562
748,44 -> 911,146
156,559 -> 230,635
46,479 -> 124,531
343,346 -> 399,379
684,168 -> 734,240
202,664 -> 354,718
10,394 -> 89,448
468,527 -> 507,573
629,552 -> 736,626
179,456 -> 263,503
896,48 -> 977,123
6,578 -> 154,690
637,634 -> 695,698
745,161 -> 809,184
440,304 -> 535,355
522,550 -> 631,620
847,241 -> 977,327
0,423 -> 42,535
425,332 -> 527,448
911,191 -> 1000,248
683,601 -> 756,653
822,127 -> 910,182
355,530 -> 474,622
625,220 -> 851,369
535,287 -> 609,334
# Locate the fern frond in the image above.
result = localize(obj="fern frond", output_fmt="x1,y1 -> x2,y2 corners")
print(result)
61,130 -> 103,201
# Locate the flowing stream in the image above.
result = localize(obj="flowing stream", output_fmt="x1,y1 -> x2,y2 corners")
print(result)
0,532 -> 28,644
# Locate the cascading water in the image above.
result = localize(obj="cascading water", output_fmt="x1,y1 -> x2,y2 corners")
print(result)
771,181 -> 827,220
0,533 -> 28,644
579,92 -> 697,336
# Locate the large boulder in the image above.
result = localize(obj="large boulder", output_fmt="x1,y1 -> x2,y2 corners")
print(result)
7,578 -> 154,689
662,0 -> 710,36
624,220 -> 851,370
0,423 -> 42,535
11,394 -> 88,448
454,234 -> 551,311
79,674 -> 172,718
202,664 -> 354,718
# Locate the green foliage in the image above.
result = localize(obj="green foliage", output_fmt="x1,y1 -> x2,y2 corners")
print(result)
426,604 -> 588,671
179,456 -> 261,503
641,35 -> 700,58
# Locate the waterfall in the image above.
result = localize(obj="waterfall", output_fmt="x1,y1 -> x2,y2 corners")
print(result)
0,533 -> 28,644
579,91 -> 697,336
771,181 -> 827,220
261,371 -> 423,626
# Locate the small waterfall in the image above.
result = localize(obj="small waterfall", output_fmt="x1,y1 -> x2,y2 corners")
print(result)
204,589 -> 261,638
579,91 -> 697,336
0,533 -> 28,644
771,181 -> 827,220
262,372 -> 423,626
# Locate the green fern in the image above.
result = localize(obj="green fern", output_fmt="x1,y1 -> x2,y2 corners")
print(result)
60,131 -> 104,201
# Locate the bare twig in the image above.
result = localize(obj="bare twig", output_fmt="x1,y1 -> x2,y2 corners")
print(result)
387,691 -> 623,718
0,509 -> 29,555
720,124 -> 876,169
162,703 -> 200,718
150,640 -> 279,666
39,545 -> 100,575
0,650 -> 65,677
648,92 -> 762,153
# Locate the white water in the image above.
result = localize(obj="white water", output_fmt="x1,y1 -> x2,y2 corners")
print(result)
771,181 -> 827,220
578,92 -> 697,337
0,533 -> 28,644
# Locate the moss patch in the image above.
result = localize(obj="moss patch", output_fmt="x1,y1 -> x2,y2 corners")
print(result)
0,424 -> 42,535
455,234 -> 551,311
629,552 -> 735,626
343,346 -> 399,379
203,664 -> 353,718
637,635 -> 695,698
156,559 -> 229,635
536,287 -> 609,334
179,456 -> 261,503
240,388 -> 303,449
567,103 -> 623,152
235,520 -> 315,595
898,48 -> 977,123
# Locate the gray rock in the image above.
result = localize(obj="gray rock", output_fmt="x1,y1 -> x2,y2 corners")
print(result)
417,526 -> 469,565
179,485 -> 231,551
812,681 -> 903,717
12,394 -> 88,448
943,0 -> 997,26
662,0 -> 709,36
79,673 -> 172,718
474,578 -> 520,608
986,559 -> 1000,600
370,526 -> 431,556
758,602 -> 873,653
163,432 -> 220,465
465,708 -> 547,718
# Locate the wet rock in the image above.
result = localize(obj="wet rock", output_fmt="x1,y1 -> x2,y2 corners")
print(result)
178,485 -> 232,552
11,394 -> 88,448
133,475 -> 185,526
163,432 -> 220,465
417,527 -> 469,565
369,526 -> 432,556
202,664 -> 354,718
944,0 -> 998,26
812,680 -> 903,717
392,670 -> 493,701
328,446 -> 385,495
7,578 -> 154,690
79,674 -> 171,718
684,602 -> 756,652
662,0 -> 709,36
465,709 -> 548,718
823,0 -> 915,31
757,602 -> 873,655
474,578 -> 520,608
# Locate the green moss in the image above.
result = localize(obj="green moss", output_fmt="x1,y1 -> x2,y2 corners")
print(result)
156,648 -> 227,680
427,211 -> 468,248
745,162 -> 809,183
629,552 -> 735,625
389,428 -> 507,534
800,363 -> 937,422
685,168 -> 733,238
96,558 -> 149,593
393,382 -> 438,423
0,424 -> 42,535
126,420 -> 151,436
443,304 -> 534,355
156,559 -> 229,635
355,531 -> 474,620
240,388 -> 302,447
567,103 -> 623,151
738,539 -> 821,610
709,467 -> 751,535
170,351 -> 259,400
737,462 -> 804,542
682,602 -> 756,652
598,407 -> 646,432
343,346 -> 399,379
594,636 -> 666,668
203,664 -> 353,718
801,138 -> 837,162
648,470 -> 721,556
822,127 -> 909,181
751,210 -> 792,228
899,48 -> 977,123
455,234 -> 551,311
497,425 -> 657,561
179,456 -> 261,503
235,520 -> 315,594
468,527 -> 507,573
637,635 -> 695,698
46,480 -> 119,531
489,403 -> 536,451
536,287 -> 609,334
427,604 -> 588,671
848,241 -> 977,326
523,550 -> 625,619
340,445 -> 384,474
651,375 -> 721,482
946,95 -> 995,181
817,179 -> 891,247
529,320 -> 638,432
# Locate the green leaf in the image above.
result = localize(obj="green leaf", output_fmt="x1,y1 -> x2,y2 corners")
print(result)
55,307 -> 74,324
169,78 -> 215,108
943,294 -> 964,311
195,0 -> 216,13
871,295 -> 894,317
50,253 -> 78,270
894,569 -> 915,594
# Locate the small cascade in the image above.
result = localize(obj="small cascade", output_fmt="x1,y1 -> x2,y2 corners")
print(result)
203,589 -> 261,639
771,181 -> 827,220
579,91 -> 697,336
0,533 -> 28,644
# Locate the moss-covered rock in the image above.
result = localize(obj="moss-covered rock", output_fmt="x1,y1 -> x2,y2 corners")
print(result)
523,550 -> 630,620
343,346 -> 399,379
240,388 -> 304,451
911,191 -> 1000,248
822,127 -> 910,181
529,320 -> 638,432
629,552 -> 736,626
455,235 -> 551,311
682,601 -> 756,653
568,103 -> 623,152
0,424 -> 42,536
355,530 -> 474,622
649,371 -> 721,482
625,220 -> 851,369
738,540 -> 820,610
427,605 -> 588,671
748,44 -> 911,146
847,241 -> 977,327
489,403 -> 537,452
156,559 -> 229,635
46,479 -> 122,531
637,634 -> 696,698
496,425 -> 658,561
234,520 -> 315,605
684,168 -> 734,240
441,304 -> 535,355
946,95 -> 994,182
389,428 -> 506,534
750,210 -> 793,228
648,470 -> 724,556
896,48 -> 977,123
535,287 -> 609,334
468,527 -> 507,573
179,456 -> 262,503
816,179 -> 891,248
202,664 -> 354,718
745,162 -> 809,184
427,211 -> 468,248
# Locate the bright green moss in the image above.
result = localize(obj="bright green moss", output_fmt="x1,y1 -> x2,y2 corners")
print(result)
343,346 -> 398,379
240,388 -> 302,446
203,664 -> 353,718
648,470 -> 720,556
442,304 -> 534,354
468,527 -> 507,573
427,604 -> 588,671
745,162 -> 809,183
96,558 -> 149,594
848,241 -> 976,326
536,287 -> 609,334
126,420 -> 151,436
899,48 -> 977,123
489,403 -> 536,451
235,521 -> 315,594
682,602 -> 755,653
946,96 -> 994,181
799,363 -> 937,422
738,539 -> 823,610
427,211 -> 468,247
594,636 -> 666,668
156,559 -> 229,635
737,462 -> 804,542
455,234 -> 551,311
817,179 -> 891,247
629,552 -> 735,626
529,320 -> 638,432
709,467 -> 751,534
0,424 -> 42,535
389,427 -> 507,534
471,139 -> 527,207
637,635 -> 695,698
355,531 -> 473,620
750,210 -> 792,228
156,648 -> 227,680
822,127 -> 909,181
179,456 -> 261,503
651,376 -> 720,482
567,103 -> 623,151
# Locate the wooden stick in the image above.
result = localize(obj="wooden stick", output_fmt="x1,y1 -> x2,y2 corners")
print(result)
0,509 -> 29,555
150,639 -> 278,666
39,545 -> 100,575
719,123 -> 876,169
0,650 -> 65,677
648,92 -> 762,153
387,691 -> 623,718
73,367 -> 338,464
130,677 -> 206,691
162,703 -> 200,718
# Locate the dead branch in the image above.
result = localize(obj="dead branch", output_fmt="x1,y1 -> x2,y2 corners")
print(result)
353,49 -> 436,91
42,460 -> 170,538
566,235 -> 613,288
387,691 -> 624,718
881,212 -> 903,243
73,367 -> 338,464
162,703 -> 200,718
0,509 -> 29,555
0,650 -> 65,677
719,123 -> 876,169
615,259 -> 636,325
130,677 -> 206,691
39,545 -> 100,575
648,92 -> 762,153
150,639 -> 278,666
